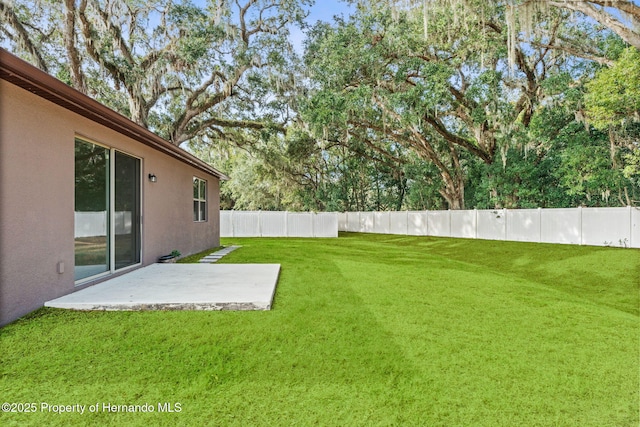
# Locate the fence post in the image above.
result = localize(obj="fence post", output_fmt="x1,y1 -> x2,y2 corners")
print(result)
502,208 -> 507,241
628,205 -> 632,248
474,209 -> 478,239
538,207 -> 542,243
578,206 -> 583,245
258,210 -> 262,238
425,210 -> 429,236
405,211 -> 409,235
383,211 -> 388,234
284,211 -> 289,237
231,210 -> 235,238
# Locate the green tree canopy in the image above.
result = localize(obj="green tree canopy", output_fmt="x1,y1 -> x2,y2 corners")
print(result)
1,0 -> 310,145
585,47 -> 640,129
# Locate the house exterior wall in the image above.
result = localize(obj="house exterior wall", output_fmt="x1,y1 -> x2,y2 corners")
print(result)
0,80 -> 220,326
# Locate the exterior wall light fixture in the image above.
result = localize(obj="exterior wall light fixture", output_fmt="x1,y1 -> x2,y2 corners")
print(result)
148,173 -> 157,183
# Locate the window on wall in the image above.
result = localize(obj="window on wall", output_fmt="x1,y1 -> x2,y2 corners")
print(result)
193,177 -> 207,222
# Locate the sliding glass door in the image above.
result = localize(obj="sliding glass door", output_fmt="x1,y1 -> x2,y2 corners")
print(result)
74,141 -> 110,281
114,151 -> 141,269
75,139 -> 141,282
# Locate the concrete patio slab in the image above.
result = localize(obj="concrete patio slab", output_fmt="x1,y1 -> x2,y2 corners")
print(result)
45,263 -> 280,311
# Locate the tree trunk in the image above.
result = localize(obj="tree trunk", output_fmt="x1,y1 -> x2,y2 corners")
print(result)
439,173 -> 465,210
609,127 -> 618,169
396,175 -> 406,211
128,91 -> 148,128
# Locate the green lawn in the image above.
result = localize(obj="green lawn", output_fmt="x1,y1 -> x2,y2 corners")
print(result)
1,233 -> 638,426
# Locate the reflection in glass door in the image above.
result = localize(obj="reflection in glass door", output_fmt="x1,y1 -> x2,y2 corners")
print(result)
114,152 -> 141,269
75,139 -> 141,282
74,140 -> 110,281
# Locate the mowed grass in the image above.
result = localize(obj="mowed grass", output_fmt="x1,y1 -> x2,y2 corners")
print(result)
0,233 -> 638,426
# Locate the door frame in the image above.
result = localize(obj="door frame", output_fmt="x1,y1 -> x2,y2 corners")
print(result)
75,137 -> 143,285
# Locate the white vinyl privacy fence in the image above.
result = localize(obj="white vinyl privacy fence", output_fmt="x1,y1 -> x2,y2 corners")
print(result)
221,211 -> 338,238
338,207 -> 640,248
220,208 -> 639,247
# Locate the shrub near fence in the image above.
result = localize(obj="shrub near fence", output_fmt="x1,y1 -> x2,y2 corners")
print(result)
339,207 -> 640,248
220,211 -> 338,238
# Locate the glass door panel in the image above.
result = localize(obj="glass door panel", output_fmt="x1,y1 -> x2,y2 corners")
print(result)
74,140 -> 110,281
114,151 -> 141,270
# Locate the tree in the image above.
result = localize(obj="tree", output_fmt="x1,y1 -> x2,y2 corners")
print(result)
388,0 -> 640,50
303,1 -> 591,208
585,46 -> 640,201
0,1 -> 50,71
1,0 -> 310,145
585,47 -> 640,129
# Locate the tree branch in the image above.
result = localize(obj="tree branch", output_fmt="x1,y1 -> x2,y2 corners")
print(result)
546,0 -> 640,48
0,1 -> 49,72
63,0 -> 86,92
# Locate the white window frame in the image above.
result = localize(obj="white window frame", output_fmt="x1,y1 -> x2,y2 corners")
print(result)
193,177 -> 207,222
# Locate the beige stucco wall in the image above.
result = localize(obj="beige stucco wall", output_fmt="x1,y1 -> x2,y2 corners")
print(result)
0,80 -> 220,326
